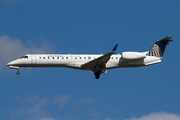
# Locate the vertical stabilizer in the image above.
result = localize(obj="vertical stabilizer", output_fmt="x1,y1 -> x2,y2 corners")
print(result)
146,36 -> 173,58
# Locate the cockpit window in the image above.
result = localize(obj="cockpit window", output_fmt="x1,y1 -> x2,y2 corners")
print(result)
21,56 -> 28,59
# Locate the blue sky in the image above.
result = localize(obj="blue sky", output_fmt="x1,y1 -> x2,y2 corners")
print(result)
0,0 -> 180,120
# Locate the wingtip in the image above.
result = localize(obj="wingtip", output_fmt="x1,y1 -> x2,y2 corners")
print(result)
112,44 -> 118,52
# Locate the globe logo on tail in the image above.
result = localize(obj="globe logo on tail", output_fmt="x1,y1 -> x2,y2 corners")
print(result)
146,44 -> 162,58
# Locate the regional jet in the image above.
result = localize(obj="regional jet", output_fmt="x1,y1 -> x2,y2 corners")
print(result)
6,36 -> 173,79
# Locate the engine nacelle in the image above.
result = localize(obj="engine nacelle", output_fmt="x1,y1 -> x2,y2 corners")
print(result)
121,52 -> 146,60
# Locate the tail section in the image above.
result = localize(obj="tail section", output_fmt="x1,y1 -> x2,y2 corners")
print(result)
146,36 -> 173,58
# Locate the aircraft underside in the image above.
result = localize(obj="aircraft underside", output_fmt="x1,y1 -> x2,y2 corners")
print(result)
7,58 -> 158,79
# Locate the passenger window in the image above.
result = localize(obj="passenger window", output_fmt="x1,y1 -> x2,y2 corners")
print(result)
43,57 -> 45,59
57,57 -> 59,59
52,57 -> 54,59
66,57 -> 68,59
84,57 -> 86,59
40,57 -> 41,59
88,57 -> 91,59
48,57 -> 50,59
80,57 -> 81,59
62,57 -> 64,59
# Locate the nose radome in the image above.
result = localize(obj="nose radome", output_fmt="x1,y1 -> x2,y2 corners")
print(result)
6,60 -> 17,66
6,63 -> 10,66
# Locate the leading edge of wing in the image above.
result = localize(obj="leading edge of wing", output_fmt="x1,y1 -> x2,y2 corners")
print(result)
81,44 -> 118,70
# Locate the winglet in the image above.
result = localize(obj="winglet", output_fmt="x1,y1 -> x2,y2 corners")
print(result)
112,44 -> 118,52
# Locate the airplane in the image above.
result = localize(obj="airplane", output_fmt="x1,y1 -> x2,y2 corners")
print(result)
6,36 -> 173,79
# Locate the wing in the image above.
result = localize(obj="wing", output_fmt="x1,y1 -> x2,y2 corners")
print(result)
81,44 -> 118,70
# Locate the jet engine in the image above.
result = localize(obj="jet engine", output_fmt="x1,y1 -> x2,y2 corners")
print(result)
121,52 -> 146,60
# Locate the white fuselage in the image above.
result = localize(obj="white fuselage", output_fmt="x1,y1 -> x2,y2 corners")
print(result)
7,53 -> 161,71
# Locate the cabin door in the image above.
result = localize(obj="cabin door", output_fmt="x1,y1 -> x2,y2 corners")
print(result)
31,55 -> 36,64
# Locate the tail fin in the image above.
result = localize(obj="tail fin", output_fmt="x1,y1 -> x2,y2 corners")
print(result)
146,36 -> 173,58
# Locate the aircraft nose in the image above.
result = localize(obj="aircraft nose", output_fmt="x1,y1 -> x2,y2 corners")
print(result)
6,60 -> 17,66
6,63 -> 10,66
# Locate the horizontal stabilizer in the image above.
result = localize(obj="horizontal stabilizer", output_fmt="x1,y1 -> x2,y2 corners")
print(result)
157,36 -> 173,42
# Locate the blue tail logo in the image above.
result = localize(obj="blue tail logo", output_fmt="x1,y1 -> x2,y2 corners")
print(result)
146,36 -> 173,58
